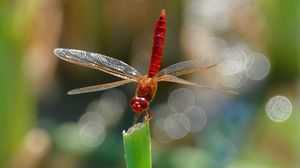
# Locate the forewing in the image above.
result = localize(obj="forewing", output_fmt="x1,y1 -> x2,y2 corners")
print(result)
158,57 -> 222,77
158,75 -> 237,95
54,48 -> 142,80
68,79 -> 134,95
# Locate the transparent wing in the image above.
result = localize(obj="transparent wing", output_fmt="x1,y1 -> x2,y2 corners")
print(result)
158,75 -> 237,95
68,79 -> 134,95
54,48 -> 142,80
157,57 -> 222,77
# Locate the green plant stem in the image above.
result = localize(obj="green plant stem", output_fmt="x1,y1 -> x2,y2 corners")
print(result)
123,121 -> 151,168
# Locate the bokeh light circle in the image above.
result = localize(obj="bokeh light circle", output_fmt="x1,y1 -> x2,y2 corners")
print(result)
153,118 -> 172,143
266,95 -> 292,122
24,128 -> 50,155
79,112 -> 104,126
219,59 -> 243,76
217,70 -> 243,88
217,44 -> 251,88
164,113 -> 191,139
246,53 -> 270,80
99,89 -> 127,125
152,104 -> 173,143
168,88 -> 195,113
184,106 -> 207,132
80,122 -> 106,147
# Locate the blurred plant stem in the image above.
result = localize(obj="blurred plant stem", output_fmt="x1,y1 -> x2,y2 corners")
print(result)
123,121 -> 152,168
0,0 -> 41,166
263,0 -> 300,82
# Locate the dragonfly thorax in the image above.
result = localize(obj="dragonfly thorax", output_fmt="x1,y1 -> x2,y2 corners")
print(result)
136,77 -> 158,102
130,77 -> 157,114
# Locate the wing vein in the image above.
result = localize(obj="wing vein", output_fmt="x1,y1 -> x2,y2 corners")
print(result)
158,75 -> 237,95
54,48 -> 142,80
68,79 -> 134,95
158,57 -> 223,77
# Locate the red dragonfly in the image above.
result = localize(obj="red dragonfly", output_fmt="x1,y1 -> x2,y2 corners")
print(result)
54,9 -> 234,123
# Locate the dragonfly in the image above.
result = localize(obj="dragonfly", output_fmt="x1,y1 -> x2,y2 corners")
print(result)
54,9 -> 235,123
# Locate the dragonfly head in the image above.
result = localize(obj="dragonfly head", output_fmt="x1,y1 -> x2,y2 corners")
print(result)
130,96 -> 149,114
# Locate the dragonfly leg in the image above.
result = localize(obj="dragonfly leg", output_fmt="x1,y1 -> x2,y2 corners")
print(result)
144,109 -> 154,121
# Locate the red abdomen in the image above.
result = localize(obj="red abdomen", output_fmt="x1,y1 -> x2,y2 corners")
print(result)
148,9 -> 166,78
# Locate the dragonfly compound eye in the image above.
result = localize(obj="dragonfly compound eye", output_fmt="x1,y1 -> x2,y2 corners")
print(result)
130,96 -> 149,114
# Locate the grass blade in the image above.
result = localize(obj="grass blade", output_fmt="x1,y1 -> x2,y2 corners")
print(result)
123,121 -> 151,168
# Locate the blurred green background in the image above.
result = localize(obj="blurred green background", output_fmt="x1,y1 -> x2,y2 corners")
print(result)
1,0 -> 300,168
